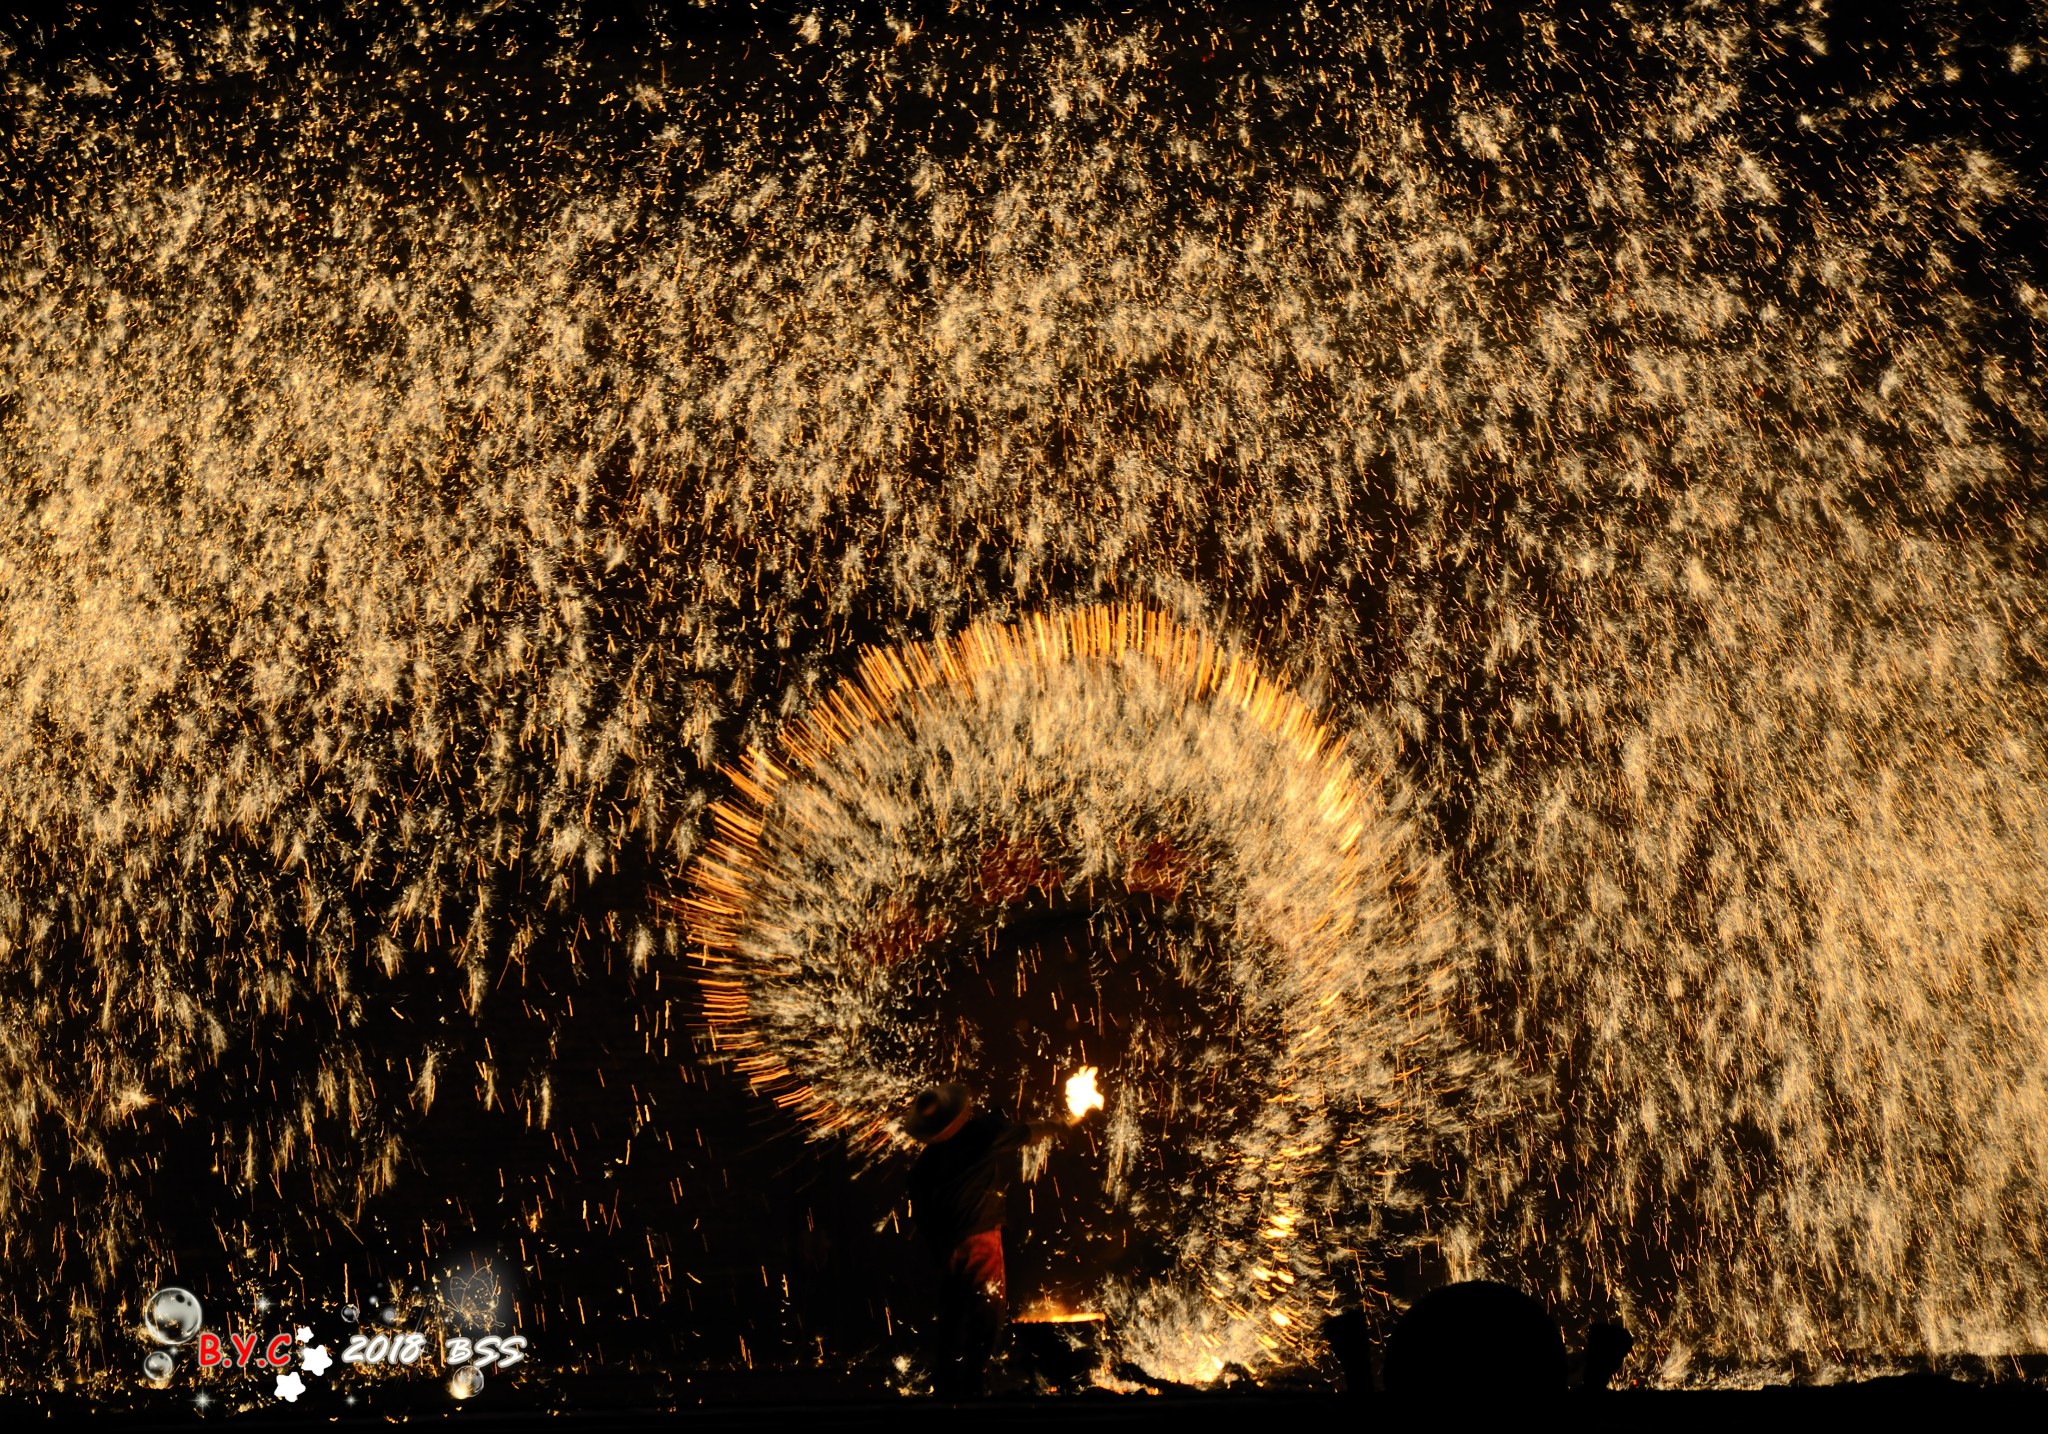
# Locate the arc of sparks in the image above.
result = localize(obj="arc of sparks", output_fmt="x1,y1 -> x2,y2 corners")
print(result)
677,604 -> 1373,1152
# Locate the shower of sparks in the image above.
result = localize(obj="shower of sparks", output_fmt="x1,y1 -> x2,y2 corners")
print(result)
1064,1068 -> 1105,1122
0,0 -> 2045,1397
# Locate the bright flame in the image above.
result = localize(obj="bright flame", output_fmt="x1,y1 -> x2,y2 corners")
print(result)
1066,1065 -> 1105,1120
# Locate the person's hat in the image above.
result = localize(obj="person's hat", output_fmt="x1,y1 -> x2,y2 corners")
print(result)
903,1082 -> 972,1143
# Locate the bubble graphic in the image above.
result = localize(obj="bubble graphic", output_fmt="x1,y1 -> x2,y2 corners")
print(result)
435,1256 -> 509,1331
141,1350 -> 175,1384
339,1304 -> 359,1325
449,1364 -> 485,1400
142,1288 -> 203,1346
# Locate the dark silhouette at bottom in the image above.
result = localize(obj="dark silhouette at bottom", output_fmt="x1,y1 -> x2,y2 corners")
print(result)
1320,1305 -> 1375,1393
1581,1319 -> 1636,1389
1382,1280 -> 1568,1395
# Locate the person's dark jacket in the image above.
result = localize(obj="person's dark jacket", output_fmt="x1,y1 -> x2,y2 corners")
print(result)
906,1109 -> 1060,1256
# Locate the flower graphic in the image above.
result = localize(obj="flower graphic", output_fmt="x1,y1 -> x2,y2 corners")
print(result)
295,1325 -> 313,1343
274,1371 -> 306,1402
299,1344 -> 333,1377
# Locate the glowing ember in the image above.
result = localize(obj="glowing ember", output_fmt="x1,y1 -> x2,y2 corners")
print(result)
1065,1066 -> 1105,1121
1017,1309 -> 1107,1326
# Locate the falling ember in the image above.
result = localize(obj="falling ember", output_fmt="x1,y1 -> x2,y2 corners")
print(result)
1065,1067 -> 1105,1121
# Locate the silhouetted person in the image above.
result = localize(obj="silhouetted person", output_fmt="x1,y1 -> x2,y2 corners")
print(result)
1321,1305 -> 1375,1394
1581,1320 -> 1635,1389
1382,1280 -> 1567,1395
902,1082 -> 1080,1399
